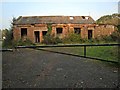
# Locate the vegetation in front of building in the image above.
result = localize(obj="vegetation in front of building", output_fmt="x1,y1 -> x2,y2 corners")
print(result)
13,38 -> 35,46
62,33 -> 85,44
42,34 -> 62,44
2,27 -> 119,48
41,29 -> 119,45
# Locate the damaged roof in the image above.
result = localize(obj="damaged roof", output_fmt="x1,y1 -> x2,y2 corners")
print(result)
14,16 -> 95,25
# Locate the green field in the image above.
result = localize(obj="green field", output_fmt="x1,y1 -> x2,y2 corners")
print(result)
41,46 -> 118,62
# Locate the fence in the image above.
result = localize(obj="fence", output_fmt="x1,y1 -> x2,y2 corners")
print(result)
16,43 -> 120,64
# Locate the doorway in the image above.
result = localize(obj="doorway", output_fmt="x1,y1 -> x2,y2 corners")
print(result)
88,30 -> 92,39
34,31 -> 40,43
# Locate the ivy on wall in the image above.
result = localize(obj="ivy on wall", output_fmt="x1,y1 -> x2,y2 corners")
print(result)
47,23 -> 52,35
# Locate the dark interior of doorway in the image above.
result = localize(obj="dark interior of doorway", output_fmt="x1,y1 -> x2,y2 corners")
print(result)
34,31 -> 40,43
21,28 -> 27,37
88,30 -> 92,39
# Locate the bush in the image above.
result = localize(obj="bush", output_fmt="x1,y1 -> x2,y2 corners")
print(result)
87,39 -> 95,43
110,30 -> 120,42
42,34 -> 62,44
62,33 -> 83,44
92,37 -> 101,43
14,38 -> 34,46
102,35 -> 113,42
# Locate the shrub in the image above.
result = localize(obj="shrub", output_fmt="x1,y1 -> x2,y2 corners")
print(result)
55,36 -> 62,44
62,33 -> 83,44
87,39 -> 94,43
42,34 -> 62,44
93,31 -> 120,43
102,35 -> 113,42
15,38 -> 34,46
110,30 -> 120,42
93,37 -> 101,43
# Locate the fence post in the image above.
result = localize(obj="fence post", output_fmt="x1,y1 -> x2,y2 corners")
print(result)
84,46 -> 86,57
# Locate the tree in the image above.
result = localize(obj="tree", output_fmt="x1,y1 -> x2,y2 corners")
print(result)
2,17 -> 16,48
96,13 -> 120,26
2,29 -> 9,39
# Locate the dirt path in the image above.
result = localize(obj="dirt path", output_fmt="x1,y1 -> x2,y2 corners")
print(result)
2,48 -> 119,88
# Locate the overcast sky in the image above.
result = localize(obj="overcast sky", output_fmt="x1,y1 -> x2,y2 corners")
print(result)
1,0 -> 119,29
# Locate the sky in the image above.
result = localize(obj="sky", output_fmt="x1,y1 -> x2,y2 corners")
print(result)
0,0 -> 119,29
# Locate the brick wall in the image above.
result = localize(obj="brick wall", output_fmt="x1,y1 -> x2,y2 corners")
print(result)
94,25 -> 115,38
13,24 -> 115,43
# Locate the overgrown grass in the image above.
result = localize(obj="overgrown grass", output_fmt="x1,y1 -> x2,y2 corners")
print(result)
41,46 -> 118,62
86,46 -> 118,62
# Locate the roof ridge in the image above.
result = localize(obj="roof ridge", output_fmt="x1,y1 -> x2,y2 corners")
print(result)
21,15 -> 91,17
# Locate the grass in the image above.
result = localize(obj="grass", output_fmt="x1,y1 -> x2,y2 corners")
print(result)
41,46 -> 118,62
86,46 -> 118,62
